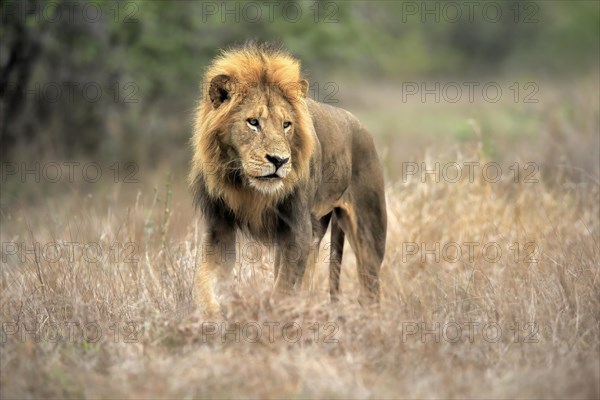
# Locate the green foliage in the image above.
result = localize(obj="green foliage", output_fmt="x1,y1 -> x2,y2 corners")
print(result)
1,0 -> 598,162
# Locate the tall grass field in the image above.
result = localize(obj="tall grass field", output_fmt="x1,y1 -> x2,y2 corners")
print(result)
1,80 -> 598,399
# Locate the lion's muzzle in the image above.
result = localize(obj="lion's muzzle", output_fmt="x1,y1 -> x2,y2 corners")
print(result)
265,154 -> 289,169
247,153 -> 292,181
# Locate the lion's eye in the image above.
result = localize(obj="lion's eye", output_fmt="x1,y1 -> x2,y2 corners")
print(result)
283,121 -> 292,129
247,118 -> 259,128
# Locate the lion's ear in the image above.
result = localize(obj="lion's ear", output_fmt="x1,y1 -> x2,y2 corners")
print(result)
298,79 -> 309,98
209,74 -> 235,108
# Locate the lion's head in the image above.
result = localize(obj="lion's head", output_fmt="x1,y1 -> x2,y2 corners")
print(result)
190,43 -> 315,215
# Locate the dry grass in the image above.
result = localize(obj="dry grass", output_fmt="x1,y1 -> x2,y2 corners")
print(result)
1,82 -> 599,399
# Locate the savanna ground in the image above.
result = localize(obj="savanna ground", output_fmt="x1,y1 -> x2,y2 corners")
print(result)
1,77 -> 599,399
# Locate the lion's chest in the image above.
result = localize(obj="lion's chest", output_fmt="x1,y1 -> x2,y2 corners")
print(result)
234,209 -> 279,241
228,193 -> 304,242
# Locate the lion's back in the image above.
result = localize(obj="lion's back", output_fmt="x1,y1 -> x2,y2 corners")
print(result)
307,99 -> 384,217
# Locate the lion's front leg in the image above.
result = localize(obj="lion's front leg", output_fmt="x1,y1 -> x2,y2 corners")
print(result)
273,216 -> 312,298
195,223 -> 236,318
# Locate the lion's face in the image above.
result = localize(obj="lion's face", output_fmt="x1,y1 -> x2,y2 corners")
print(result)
193,56 -> 313,205
227,88 -> 296,194
206,76 -> 306,195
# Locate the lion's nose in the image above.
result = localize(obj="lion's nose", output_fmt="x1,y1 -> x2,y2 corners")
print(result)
265,154 -> 290,169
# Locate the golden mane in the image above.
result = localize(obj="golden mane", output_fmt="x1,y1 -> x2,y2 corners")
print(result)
189,43 -> 315,221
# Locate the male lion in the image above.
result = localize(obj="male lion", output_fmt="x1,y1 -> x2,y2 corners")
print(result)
189,43 -> 386,316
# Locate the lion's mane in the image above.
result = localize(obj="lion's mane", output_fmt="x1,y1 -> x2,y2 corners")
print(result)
189,43 -> 315,223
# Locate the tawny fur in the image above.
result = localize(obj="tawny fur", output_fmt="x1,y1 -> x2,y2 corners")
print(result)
190,43 -> 387,316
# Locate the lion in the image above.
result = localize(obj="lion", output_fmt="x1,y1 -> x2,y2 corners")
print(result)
189,43 -> 387,316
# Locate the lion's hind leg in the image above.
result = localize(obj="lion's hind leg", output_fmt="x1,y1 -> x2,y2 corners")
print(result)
335,190 -> 386,305
328,210 -> 345,302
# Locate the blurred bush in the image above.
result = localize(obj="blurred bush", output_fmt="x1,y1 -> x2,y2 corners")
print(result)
0,0 -> 598,163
